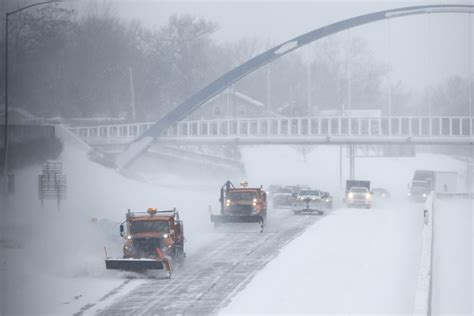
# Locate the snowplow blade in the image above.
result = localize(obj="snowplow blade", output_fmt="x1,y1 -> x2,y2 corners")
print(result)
210,214 -> 262,223
293,208 -> 324,215
105,258 -> 164,270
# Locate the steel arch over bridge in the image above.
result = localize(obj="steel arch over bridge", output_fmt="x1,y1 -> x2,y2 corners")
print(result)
73,115 -> 474,146
117,4 -> 474,168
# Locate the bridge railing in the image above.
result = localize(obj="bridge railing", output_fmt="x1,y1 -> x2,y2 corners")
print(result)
69,116 -> 474,142
69,123 -> 155,143
165,116 -> 474,138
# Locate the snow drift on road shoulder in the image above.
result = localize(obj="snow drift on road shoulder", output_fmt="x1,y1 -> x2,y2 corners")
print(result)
3,138 -> 222,315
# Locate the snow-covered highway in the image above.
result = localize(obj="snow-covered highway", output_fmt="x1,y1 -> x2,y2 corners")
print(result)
3,136 -> 470,315
92,209 -> 323,315
221,201 -> 424,314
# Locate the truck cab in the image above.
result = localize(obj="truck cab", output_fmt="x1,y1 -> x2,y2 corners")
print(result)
211,180 -> 267,230
346,180 -> 371,209
105,208 -> 185,273
272,187 -> 294,208
292,189 -> 327,215
408,170 -> 434,202
224,188 -> 267,217
121,208 -> 185,261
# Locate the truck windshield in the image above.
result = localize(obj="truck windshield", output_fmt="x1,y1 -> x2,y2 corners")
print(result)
299,190 -> 319,196
351,188 -> 368,193
228,191 -> 257,201
414,171 -> 434,179
130,220 -> 170,234
412,181 -> 430,189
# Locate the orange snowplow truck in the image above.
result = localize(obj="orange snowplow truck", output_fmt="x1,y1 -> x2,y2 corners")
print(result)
105,208 -> 185,276
211,180 -> 267,231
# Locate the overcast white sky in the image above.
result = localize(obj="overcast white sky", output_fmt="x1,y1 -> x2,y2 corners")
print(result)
112,0 -> 473,92
5,0 -> 473,91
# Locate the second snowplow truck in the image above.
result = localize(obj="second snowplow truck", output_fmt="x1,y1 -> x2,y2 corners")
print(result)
211,180 -> 267,231
105,208 -> 185,277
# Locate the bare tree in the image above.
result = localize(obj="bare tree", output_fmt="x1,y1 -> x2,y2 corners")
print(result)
430,75 -> 472,116
292,145 -> 316,163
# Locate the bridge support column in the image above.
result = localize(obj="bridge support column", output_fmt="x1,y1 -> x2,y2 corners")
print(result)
467,145 -> 473,193
339,145 -> 343,187
349,144 -> 355,180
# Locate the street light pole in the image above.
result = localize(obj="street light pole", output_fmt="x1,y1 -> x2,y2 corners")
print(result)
4,12 -> 9,195
3,1 -> 63,194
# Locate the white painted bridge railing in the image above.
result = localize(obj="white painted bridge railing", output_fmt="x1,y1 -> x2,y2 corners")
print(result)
70,116 -> 474,144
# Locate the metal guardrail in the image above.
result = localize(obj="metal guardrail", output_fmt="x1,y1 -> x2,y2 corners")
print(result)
435,192 -> 474,199
414,192 -> 435,315
70,116 -> 474,145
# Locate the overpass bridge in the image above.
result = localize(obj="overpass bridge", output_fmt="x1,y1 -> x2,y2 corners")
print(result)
109,4 -> 473,169
71,115 -> 474,146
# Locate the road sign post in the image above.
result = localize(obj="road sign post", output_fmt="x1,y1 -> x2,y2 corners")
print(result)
38,161 -> 67,209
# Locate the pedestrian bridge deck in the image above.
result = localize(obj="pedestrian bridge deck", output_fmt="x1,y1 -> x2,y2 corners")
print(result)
70,116 -> 474,145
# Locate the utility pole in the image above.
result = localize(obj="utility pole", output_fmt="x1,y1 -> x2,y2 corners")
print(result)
4,12 -> 9,195
266,64 -> 271,119
307,44 -> 312,116
347,28 -> 352,114
468,14 -> 473,193
469,13 -> 472,135
226,87 -> 230,119
349,145 -> 355,180
427,14 -> 433,119
387,18 -> 392,118
346,29 -> 353,183
339,146 -> 343,187
129,67 -> 136,122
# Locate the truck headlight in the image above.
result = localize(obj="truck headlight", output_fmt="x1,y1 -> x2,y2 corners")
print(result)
325,199 -> 329,202
348,192 -> 354,199
365,193 -> 371,199
225,199 -> 231,206
163,233 -> 169,238
127,235 -> 132,240
422,193 -> 427,198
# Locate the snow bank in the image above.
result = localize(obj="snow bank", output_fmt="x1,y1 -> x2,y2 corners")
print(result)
2,134 -> 223,315
431,198 -> 472,314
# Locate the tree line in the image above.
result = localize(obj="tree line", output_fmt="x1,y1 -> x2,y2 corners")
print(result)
1,2 -> 472,122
